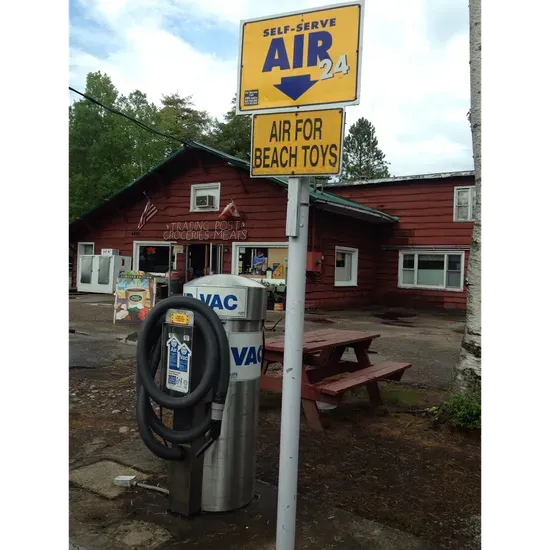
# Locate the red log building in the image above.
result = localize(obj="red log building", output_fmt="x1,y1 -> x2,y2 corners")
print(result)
69,142 -> 475,311
328,171 -> 475,310
69,143 -> 397,310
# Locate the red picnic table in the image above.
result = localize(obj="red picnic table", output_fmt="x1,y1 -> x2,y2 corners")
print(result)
261,328 -> 412,431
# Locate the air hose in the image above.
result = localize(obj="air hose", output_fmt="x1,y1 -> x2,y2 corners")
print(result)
135,296 -> 230,461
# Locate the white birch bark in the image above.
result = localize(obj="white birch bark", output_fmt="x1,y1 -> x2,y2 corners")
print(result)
452,0 -> 481,394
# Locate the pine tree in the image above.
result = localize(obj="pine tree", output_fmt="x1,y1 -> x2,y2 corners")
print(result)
341,118 -> 390,180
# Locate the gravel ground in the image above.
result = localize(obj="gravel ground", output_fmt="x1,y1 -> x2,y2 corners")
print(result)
69,295 -> 479,549
70,294 -> 465,390
69,357 -> 480,549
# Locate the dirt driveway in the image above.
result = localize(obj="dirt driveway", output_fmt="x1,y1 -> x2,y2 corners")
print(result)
70,294 -> 465,389
69,295 -> 479,549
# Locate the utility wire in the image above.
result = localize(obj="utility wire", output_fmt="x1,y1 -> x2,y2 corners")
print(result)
69,86 -> 186,145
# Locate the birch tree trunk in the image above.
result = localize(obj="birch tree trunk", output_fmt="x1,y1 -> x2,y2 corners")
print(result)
452,0 -> 481,394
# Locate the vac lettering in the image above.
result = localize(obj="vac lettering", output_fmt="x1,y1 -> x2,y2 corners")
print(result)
184,293 -> 238,311
228,332 -> 263,381
201,293 -> 237,310
231,344 -> 263,367
184,286 -> 248,318
251,109 -> 343,176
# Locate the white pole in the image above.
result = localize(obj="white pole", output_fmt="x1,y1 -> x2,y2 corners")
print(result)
276,176 -> 310,550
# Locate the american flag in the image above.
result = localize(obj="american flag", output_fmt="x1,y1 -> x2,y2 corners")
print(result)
138,198 -> 158,229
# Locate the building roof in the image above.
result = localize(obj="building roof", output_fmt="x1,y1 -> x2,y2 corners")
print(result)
326,170 -> 475,188
71,141 -> 398,227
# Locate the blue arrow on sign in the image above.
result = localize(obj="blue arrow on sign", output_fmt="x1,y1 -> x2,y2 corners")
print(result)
177,344 -> 190,373
167,336 -> 180,371
274,75 -> 317,101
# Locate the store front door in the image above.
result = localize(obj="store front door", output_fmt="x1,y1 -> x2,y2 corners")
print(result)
185,243 -> 224,282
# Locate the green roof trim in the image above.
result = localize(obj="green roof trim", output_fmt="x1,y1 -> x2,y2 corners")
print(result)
187,142 -> 397,222
71,141 -> 398,226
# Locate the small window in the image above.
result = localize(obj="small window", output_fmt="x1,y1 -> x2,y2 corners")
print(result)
454,186 -> 476,222
136,244 -> 176,275
190,183 -> 221,212
334,247 -> 358,287
398,251 -> 464,291
234,245 -> 288,282
78,242 -> 94,256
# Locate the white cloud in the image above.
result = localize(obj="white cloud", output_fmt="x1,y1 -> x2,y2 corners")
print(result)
69,0 -> 473,175
70,22 -> 236,119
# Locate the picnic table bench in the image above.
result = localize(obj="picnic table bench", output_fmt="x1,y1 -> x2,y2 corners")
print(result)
261,328 -> 412,431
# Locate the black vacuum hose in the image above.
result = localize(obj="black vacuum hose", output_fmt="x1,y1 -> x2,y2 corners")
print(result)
136,296 -> 230,461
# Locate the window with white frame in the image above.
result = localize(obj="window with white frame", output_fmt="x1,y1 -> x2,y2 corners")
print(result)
334,246 -> 358,287
190,183 -> 221,212
134,242 -> 176,275
232,243 -> 288,283
454,186 -> 476,222
399,251 -> 464,291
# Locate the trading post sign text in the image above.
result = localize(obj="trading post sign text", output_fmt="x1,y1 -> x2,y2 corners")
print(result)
237,2 -> 364,114
251,108 -> 344,177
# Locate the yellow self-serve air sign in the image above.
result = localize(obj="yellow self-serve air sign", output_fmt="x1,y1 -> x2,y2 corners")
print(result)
250,108 -> 344,177
237,2 -> 364,114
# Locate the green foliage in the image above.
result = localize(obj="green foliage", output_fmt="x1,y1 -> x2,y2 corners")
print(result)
157,93 -> 214,155
69,72 -> 127,219
441,391 -> 481,430
380,384 -> 431,407
69,72 -> 217,221
117,90 -> 166,180
342,117 -> 390,180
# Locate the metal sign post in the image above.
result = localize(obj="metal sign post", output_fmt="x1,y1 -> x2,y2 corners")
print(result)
236,3 -> 365,548
277,176 -> 310,549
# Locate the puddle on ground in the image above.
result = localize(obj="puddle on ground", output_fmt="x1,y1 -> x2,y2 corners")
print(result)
374,311 -> 418,321
305,316 -> 335,324
380,321 -> 416,328
374,311 -> 418,327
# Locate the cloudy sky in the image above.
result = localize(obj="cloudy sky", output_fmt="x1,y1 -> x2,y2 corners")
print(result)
69,0 -> 473,176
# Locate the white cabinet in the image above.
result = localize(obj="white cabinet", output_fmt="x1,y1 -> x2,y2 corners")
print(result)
77,255 -> 132,294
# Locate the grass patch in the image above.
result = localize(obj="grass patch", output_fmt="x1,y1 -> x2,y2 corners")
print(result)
380,385 -> 425,406
380,383 -> 442,408
260,383 -> 444,411
441,391 -> 481,430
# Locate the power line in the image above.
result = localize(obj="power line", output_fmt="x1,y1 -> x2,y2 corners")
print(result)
69,86 -> 186,145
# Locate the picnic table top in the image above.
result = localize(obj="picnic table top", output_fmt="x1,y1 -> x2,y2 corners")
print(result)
264,328 -> 381,354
